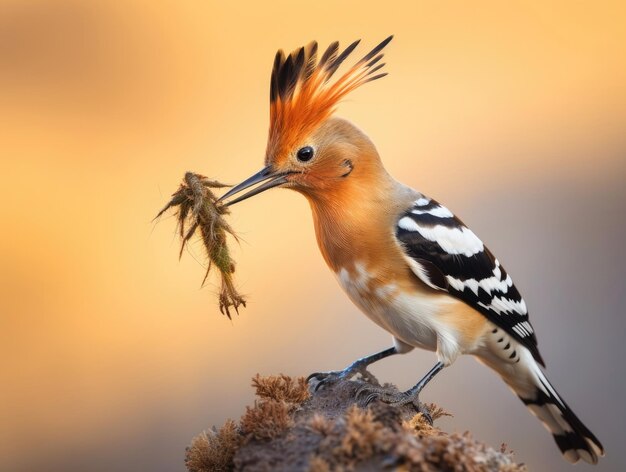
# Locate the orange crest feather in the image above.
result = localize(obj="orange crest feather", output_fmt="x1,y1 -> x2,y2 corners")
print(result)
266,36 -> 393,164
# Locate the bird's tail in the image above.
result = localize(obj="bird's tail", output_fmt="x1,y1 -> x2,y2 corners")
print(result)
477,348 -> 604,464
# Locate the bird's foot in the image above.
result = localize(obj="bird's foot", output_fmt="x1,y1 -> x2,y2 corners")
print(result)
306,370 -> 347,392
307,363 -> 377,392
355,384 -> 433,424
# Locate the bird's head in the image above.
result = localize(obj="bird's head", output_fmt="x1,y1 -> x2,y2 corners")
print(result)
220,37 -> 393,207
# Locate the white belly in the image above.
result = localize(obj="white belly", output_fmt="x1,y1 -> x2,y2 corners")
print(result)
335,264 -> 457,354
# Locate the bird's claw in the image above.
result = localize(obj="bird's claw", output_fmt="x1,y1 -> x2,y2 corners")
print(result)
356,384 -> 410,406
356,385 -> 432,424
307,370 -> 353,392
307,362 -> 374,392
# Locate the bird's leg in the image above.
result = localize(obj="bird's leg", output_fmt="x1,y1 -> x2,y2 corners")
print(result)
356,361 -> 445,419
307,346 -> 398,392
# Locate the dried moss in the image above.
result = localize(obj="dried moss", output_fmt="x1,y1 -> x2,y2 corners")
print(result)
155,172 -> 245,318
308,413 -> 335,437
185,375 -> 527,472
240,399 -> 295,441
185,419 -> 242,472
334,406 -> 387,462
402,404 -> 452,438
307,455 -> 332,472
252,374 -> 310,403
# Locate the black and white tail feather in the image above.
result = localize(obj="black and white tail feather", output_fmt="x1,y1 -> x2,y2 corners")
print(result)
396,195 -> 604,464
478,346 -> 604,464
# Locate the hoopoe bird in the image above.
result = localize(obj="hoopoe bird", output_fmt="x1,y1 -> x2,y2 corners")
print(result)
218,36 -> 604,464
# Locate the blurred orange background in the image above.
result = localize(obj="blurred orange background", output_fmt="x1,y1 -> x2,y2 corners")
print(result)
1,1 -> 625,471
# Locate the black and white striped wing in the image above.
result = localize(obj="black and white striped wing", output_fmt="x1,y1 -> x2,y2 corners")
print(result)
395,196 -> 545,365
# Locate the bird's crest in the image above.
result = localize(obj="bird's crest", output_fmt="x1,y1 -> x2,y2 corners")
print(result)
266,36 -> 393,164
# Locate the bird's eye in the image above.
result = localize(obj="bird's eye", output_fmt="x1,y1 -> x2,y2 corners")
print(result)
296,146 -> 314,162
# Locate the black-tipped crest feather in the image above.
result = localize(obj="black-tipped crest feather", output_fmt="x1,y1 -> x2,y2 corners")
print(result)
365,53 -> 384,69
327,39 -> 361,78
303,41 -> 318,81
292,47 -> 305,83
366,63 -> 385,76
364,72 -> 388,83
278,55 -> 294,100
360,35 -> 394,63
269,37 -> 393,106
270,49 -> 285,101
319,41 -> 339,68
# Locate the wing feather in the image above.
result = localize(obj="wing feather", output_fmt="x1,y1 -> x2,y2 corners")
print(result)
396,196 -> 545,366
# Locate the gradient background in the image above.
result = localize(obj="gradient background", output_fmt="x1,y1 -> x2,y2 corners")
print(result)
1,1 -> 625,471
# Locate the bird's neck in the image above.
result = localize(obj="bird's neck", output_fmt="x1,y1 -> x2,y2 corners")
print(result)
304,164 -> 413,274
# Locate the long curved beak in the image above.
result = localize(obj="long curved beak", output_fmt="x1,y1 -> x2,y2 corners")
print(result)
218,166 -> 290,207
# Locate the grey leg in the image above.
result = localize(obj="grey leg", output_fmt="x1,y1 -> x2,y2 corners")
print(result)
307,346 -> 399,392
357,361 -> 445,407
